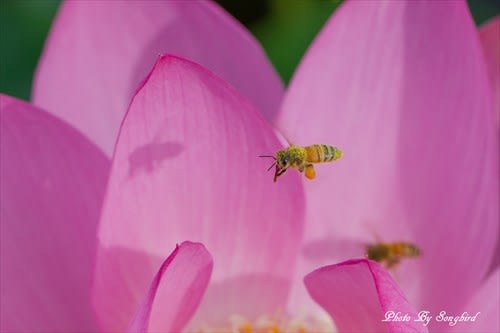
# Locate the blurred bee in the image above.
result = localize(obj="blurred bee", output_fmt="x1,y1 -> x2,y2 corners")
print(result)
260,144 -> 342,182
366,241 -> 421,268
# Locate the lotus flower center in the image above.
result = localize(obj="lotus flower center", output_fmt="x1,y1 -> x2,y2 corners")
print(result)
198,314 -> 335,333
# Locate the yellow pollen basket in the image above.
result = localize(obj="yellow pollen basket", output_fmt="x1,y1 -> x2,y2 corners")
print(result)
305,165 -> 316,180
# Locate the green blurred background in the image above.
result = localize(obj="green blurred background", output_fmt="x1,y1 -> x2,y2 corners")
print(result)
1,0 -> 499,101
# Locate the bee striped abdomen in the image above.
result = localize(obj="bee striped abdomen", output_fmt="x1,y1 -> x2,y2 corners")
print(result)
392,242 -> 421,257
305,144 -> 341,163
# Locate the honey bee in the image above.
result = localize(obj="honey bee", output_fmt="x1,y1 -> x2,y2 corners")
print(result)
366,241 -> 421,268
260,144 -> 342,182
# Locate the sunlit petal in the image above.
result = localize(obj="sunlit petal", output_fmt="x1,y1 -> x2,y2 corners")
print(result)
92,55 -> 305,331
280,2 -> 498,327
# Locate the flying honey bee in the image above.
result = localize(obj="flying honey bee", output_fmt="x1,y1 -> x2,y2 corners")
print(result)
366,241 -> 421,268
259,144 -> 342,182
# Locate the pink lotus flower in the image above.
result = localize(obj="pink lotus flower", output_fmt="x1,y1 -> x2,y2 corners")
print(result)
1,1 -> 498,333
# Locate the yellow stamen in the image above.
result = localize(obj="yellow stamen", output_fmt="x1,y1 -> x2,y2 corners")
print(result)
239,322 -> 252,333
197,313 -> 335,333
267,325 -> 280,333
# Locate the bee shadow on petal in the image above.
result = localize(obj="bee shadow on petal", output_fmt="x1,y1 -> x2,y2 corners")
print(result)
128,141 -> 184,178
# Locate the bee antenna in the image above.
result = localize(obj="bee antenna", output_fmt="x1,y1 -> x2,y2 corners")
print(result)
267,162 -> 276,171
258,155 -> 276,160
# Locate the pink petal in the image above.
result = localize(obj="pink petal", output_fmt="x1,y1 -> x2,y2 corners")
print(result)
279,0 -> 499,324
33,0 -> 283,157
304,259 -> 428,333
92,55 -> 305,331
0,95 -> 109,331
455,268 -> 499,333
128,241 -> 213,333
479,18 -> 500,275
479,17 -> 500,129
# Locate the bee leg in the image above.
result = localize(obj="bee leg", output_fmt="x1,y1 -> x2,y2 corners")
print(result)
305,164 -> 316,180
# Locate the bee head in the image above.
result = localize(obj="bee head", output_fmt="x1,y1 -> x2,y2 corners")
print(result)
273,150 -> 293,181
259,147 -> 301,182
276,151 -> 290,169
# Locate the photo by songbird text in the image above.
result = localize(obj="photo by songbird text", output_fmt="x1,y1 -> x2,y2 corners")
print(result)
383,310 -> 480,327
